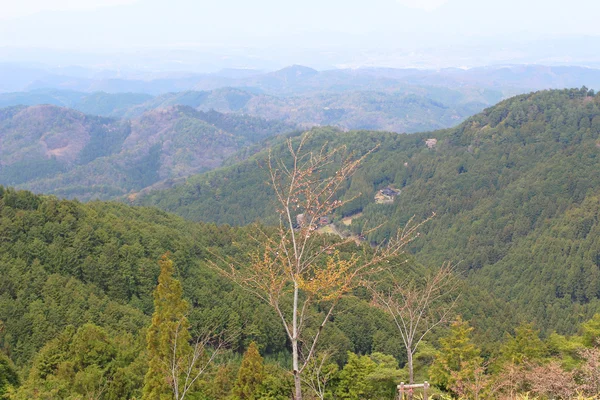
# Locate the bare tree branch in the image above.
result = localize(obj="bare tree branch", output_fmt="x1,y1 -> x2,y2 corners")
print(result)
371,261 -> 459,385
209,133 -> 430,400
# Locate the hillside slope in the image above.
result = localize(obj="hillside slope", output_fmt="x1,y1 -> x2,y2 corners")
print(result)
0,186 -> 444,376
137,88 -> 600,333
0,105 -> 294,200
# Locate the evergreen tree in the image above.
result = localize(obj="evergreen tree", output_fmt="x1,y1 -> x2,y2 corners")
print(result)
582,313 -> 600,346
429,316 -> 482,394
233,342 -> 265,400
496,323 -> 547,367
143,254 -> 192,400
335,352 -> 401,400
0,353 -> 18,399
336,352 -> 377,400
9,324 -> 144,400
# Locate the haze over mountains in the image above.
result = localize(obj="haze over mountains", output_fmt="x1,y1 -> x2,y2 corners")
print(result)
4,54 -> 600,400
3,63 -> 600,95
2,64 -> 600,202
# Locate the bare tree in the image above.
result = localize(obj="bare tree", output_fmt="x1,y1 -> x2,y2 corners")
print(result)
523,360 -> 577,400
578,344 -> 600,396
301,350 -> 338,400
167,320 -> 225,400
213,134 -> 431,400
371,262 -> 458,388
450,360 -> 492,400
492,362 -> 526,400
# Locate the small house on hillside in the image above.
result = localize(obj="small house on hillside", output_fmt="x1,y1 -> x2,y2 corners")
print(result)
381,187 -> 399,197
375,187 -> 400,204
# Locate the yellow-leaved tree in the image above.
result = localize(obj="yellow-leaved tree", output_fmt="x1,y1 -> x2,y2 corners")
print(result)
214,134 -> 431,400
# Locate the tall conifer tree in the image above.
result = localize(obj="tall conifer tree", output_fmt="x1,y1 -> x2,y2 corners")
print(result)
233,341 -> 265,399
429,316 -> 482,393
143,254 -> 192,400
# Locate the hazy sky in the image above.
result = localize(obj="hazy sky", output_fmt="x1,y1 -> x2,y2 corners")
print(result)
1,0 -> 600,69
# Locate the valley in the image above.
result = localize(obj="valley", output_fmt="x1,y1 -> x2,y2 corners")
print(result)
4,0 -> 600,397
2,72 -> 600,399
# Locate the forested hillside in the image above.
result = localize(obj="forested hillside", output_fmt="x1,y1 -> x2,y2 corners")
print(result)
0,105 -> 294,200
0,187 -> 436,398
138,88 -> 600,334
5,87 -> 600,399
3,135 -> 600,398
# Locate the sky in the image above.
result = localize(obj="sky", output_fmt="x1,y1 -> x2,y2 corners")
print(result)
1,0 -> 600,70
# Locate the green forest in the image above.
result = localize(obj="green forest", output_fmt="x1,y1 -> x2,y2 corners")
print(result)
2,182 -> 600,399
2,88 -> 600,399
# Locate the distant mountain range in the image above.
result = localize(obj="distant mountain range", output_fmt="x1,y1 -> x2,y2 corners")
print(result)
3,63 -> 600,135
2,64 -> 600,204
0,85 -> 499,134
2,63 -> 600,96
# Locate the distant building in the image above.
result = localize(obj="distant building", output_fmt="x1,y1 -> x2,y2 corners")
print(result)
425,138 -> 437,149
375,186 -> 400,204
381,187 -> 399,197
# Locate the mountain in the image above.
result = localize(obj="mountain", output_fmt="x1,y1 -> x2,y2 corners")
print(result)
5,65 -> 600,137
125,86 -> 498,133
136,88 -> 600,334
0,105 -> 295,200
3,63 -> 600,96
0,85 -> 500,134
5,88 -> 600,399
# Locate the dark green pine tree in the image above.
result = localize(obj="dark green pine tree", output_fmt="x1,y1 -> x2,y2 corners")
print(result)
233,341 -> 265,400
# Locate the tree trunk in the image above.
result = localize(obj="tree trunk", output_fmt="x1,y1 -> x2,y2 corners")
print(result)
293,368 -> 302,400
292,282 -> 302,400
407,349 -> 414,400
292,337 -> 302,400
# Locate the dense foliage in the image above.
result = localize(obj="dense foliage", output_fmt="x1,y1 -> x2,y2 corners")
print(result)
0,187 -> 418,398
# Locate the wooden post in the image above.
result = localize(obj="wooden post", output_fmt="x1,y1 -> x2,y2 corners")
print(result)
398,382 -> 429,400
